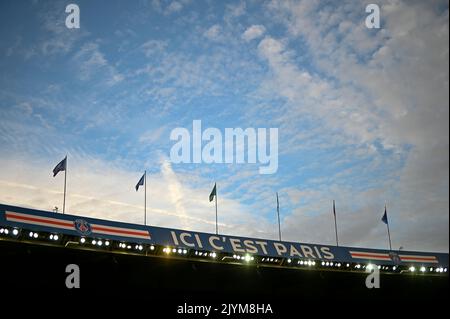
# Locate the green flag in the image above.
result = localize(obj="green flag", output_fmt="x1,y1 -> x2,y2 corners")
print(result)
209,183 -> 216,202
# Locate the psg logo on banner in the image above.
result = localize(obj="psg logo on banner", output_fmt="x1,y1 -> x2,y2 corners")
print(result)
74,219 -> 92,235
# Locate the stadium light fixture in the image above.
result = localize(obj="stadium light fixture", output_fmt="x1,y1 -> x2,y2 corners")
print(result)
12,228 -> 19,236
409,266 -> 416,272
420,266 -> 426,272
80,237 -> 86,244
150,245 -> 155,250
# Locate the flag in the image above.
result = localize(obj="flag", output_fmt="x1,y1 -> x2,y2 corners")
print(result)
209,183 -> 216,202
381,206 -> 388,225
333,200 -> 336,217
53,157 -> 66,177
276,192 -> 279,211
135,173 -> 145,191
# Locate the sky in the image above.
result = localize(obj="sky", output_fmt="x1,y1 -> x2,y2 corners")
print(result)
0,0 -> 448,252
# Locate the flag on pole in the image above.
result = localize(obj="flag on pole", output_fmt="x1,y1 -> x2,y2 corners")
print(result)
276,192 -> 279,211
333,200 -> 336,217
53,157 -> 67,177
381,204 -> 392,250
381,206 -> 388,224
333,200 -> 339,246
209,183 -> 217,202
135,173 -> 145,191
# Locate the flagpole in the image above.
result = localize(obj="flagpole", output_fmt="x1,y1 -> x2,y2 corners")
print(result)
215,183 -> 218,235
333,200 -> 338,246
144,170 -> 147,226
386,223 -> 392,251
276,192 -> 282,241
385,204 -> 392,251
63,156 -> 67,214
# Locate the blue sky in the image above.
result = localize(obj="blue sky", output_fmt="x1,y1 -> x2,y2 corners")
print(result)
0,0 -> 448,252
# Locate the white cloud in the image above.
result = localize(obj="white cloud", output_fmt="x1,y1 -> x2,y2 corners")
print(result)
165,1 -> 183,14
259,0 -> 449,251
242,25 -> 266,42
203,25 -> 222,41
72,42 -> 124,85
141,40 -> 168,57
139,126 -> 168,145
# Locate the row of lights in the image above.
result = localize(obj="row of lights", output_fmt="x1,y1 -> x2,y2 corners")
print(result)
298,260 -> 316,266
1,228 -> 449,274
163,247 -> 188,255
195,251 -> 216,258
412,266 -> 447,273
232,254 -> 254,262
321,261 -> 342,268
0,228 -> 19,236
91,239 -> 110,247
261,257 -> 279,263
28,231 -> 39,239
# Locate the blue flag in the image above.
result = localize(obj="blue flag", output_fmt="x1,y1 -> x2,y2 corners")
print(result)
53,157 -> 66,177
381,206 -> 388,225
135,173 -> 145,191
